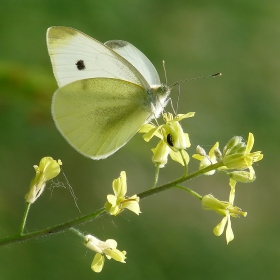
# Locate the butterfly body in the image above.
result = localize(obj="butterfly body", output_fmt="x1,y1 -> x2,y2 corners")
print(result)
47,26 -> 170,159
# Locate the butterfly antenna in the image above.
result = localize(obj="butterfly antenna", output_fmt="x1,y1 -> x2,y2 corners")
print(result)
162,61 -> 178,114
169,72 -> 222,89
175,83 -> 181,113
163,60 -> 168,85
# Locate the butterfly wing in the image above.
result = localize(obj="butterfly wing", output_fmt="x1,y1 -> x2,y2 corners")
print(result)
105,40 -> 161,86
47,26 -> 149,88
52,78 -> 151,159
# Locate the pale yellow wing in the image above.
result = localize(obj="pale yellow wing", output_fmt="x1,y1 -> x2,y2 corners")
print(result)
104,40 -> 161,86
52,78 -> 152,159
47,26 -> 149,89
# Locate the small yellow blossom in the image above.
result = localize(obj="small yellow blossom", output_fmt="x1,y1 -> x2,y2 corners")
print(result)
192,142 -> 220,175
25,157 -> 62,203
202,179 -> 247,244
84,234 -> 126,273
139,112 -> 194,168
222,133 -> 263,179
151,140 -> 170,168
228,170 -> 256,183
105,171 -> 141,216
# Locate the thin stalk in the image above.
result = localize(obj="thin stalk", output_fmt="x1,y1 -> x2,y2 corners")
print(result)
19,203 -> 31,235
69,227 -> 86,240
151,164 -> 160,188
138,162 -> 223,200
0,207 -> 105,247
0,161 -> 223,247
174,184 -> 202,200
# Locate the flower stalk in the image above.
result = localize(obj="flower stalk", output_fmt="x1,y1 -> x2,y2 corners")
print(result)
0,161 -> 223,248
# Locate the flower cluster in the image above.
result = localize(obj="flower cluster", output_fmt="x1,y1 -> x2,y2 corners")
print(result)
23,125 -> 263,273
193,133 -> 263,182
222,133 -> 263,180
139,112 -> 194,168
193,133 -> 263,243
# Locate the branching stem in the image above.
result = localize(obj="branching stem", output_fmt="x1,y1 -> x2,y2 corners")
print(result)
0,161 -> 223,247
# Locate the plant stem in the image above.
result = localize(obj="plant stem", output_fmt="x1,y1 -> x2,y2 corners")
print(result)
69,227 -> 86,240
0,161 -> 223,247
151,164 -> 160,189
19,203 -> 31,235
0,207 -> 105,247
174,184 -> 202,200
138,162 -> 223,200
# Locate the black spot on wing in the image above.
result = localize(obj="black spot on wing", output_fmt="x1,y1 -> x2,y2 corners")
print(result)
76,60 -> 86,70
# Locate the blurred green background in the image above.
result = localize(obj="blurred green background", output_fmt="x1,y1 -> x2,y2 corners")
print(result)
0,0 -> 279,279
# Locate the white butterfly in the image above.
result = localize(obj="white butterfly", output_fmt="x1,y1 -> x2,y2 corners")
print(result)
47,26 -> 171,159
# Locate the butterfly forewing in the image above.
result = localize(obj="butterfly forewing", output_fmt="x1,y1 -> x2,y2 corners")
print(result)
105,40 -> 161,86
47,26 -> 149,88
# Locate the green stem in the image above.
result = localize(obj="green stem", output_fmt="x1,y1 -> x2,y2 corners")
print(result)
151,164 -> 160,189
138,162 -> 223,200
0,161 -> 223,247
19,203 -> 31,235
69,227 -> 86,240
174,184 -> 202,200
0,207 -> 105,247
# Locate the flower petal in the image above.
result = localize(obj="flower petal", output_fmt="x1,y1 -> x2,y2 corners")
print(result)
213,216 -> 228,236
169,149 -> 189,166
39,157 -> 61,181
152,140 -> 170,168
245,133 -> 254,154
112,171 -> 127,197
184,133 -> 191,148
104,248 -> 126,263
122,199 -> 141,215
107,194 -> 117,206
174,112 -> 195,121
209,142 -> 219,158
105,239 -> 117,249
225,216 -> 234,244
138,123 -> 156,134
91,253 -> 105,273
142,125 -> 163,141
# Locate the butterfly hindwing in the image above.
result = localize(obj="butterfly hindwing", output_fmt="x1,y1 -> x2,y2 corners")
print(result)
52,78 -> 152,159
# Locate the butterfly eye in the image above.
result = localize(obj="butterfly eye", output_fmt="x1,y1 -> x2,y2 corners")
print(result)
76,60 -> 86,70
166,134 -> 174,147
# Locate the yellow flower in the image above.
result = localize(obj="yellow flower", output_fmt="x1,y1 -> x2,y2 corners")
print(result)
25,157 -> 62,203
223,133 -> 263,179
151,139 -> 170,168
193,133 -> 263,181
139,112 -> 194,168
105,171 -> 141,216
84,234 -> 126,273
228,170 -> 256,183
192,142 -> 220,175
201,179 -> 247,244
